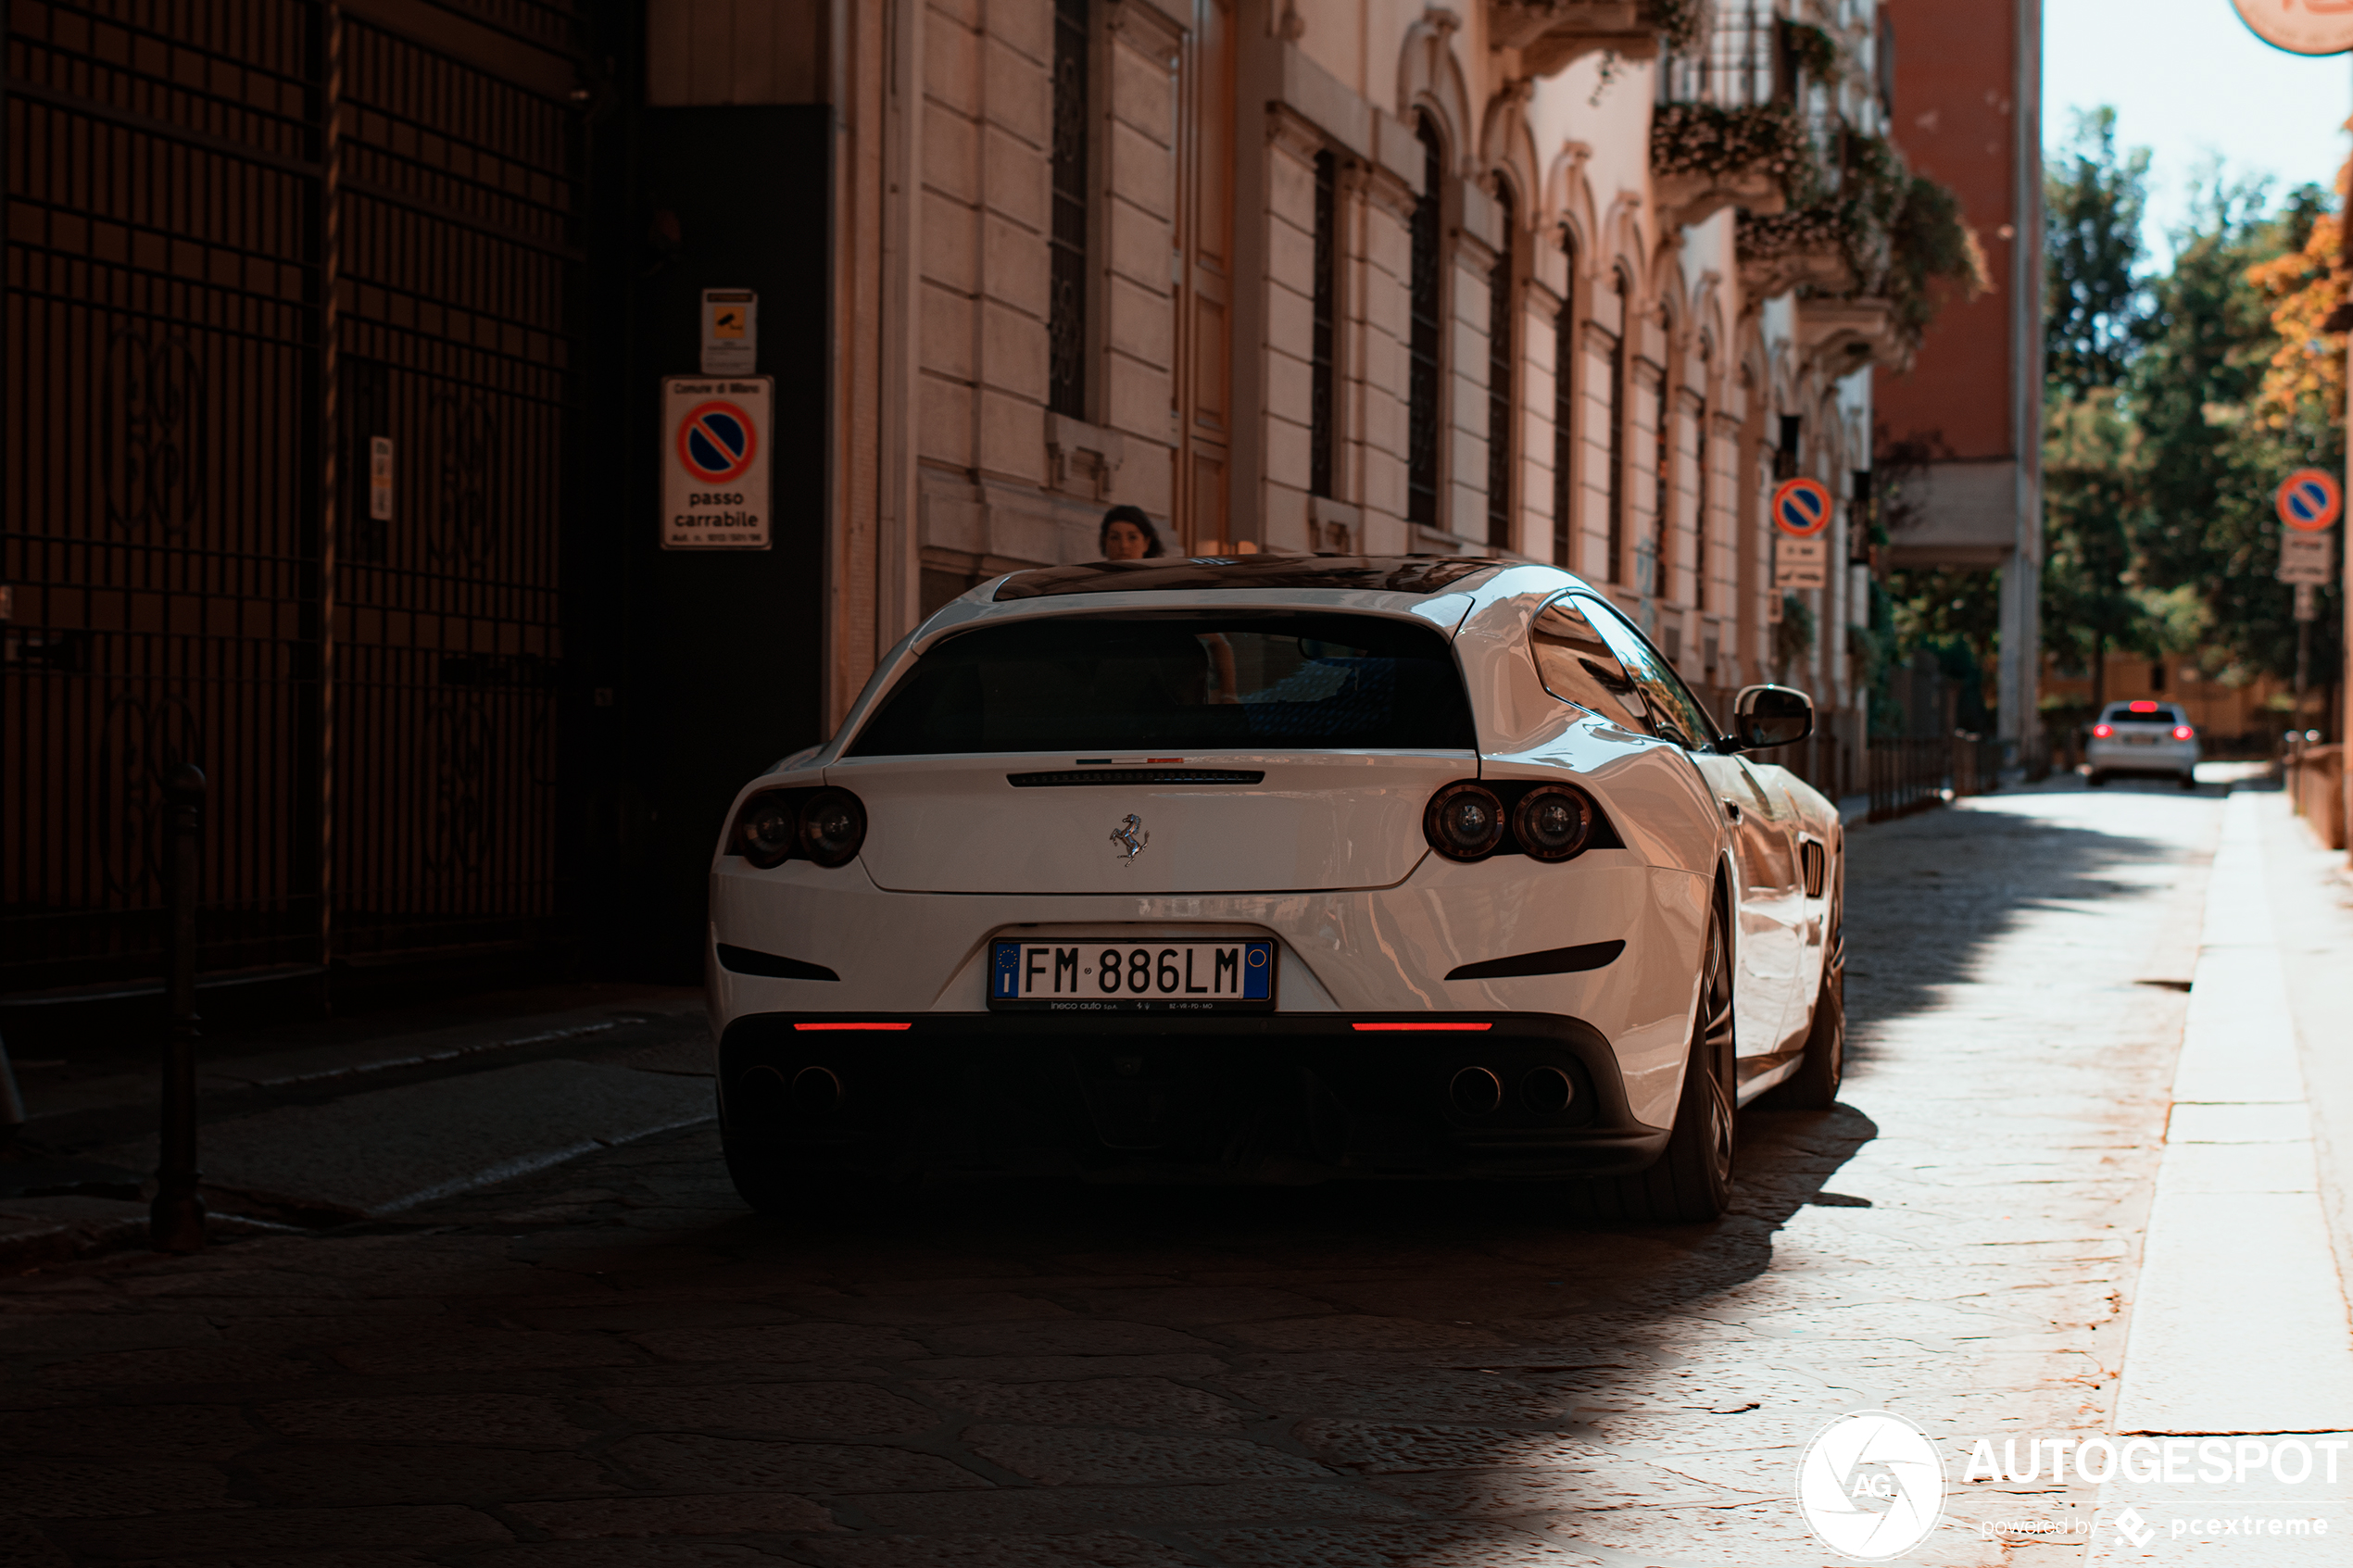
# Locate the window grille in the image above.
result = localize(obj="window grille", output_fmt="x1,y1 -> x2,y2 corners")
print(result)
1406,116 -> 1443,527
1604,276 -> 1628,582
1311,149 -> 1337,499
1485,182 -> 1515,549
1552,233 -> 1578,569
1048,0 -> 1090,420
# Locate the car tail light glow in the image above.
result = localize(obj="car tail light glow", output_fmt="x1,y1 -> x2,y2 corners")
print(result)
2129,701 -> 2158,712
2172,725 -> 2193,740
1353,1022 -> 1491,1032
792,1022 -> 911,1031
2092,723 -> 2113,738
1425,782 -> 1505,860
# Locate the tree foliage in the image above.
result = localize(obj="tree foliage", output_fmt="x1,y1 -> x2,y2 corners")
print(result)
2044,108 -> 2150,397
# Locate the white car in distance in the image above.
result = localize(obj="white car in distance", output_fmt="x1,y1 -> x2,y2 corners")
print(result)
708,556 -> 1847,1223
2084,700 -> 2200,790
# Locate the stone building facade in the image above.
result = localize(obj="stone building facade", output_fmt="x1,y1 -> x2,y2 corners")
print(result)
663,0 -> 1973,771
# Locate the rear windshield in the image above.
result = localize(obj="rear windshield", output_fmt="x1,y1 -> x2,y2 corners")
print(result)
846,611 -> 1478,756
2104,704 -> 2184,723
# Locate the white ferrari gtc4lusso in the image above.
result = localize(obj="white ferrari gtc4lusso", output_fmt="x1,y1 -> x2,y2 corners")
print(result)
708,556 -> 1844,1222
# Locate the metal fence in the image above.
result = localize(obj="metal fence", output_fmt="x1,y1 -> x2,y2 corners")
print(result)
1868,737 -> 1948,823
2,0 -> 583,997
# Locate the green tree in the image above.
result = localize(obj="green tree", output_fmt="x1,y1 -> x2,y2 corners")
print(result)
2041,390 -> 2150,707
2131,175 -> 2330,684
2045,108 -> 2152,396
2039,110 -> 2160,709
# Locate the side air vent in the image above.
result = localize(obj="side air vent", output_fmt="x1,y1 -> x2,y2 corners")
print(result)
1799,841 -> 1827,899
715,945 -> 840,982
1008,769 -> 1265,788
1446,939 -> 1625,982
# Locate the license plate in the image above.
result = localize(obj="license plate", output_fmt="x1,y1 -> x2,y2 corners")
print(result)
2124,733 -> 2158,745
988,938 -> 1276,1012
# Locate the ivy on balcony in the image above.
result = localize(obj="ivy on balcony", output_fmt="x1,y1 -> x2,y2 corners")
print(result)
1649,100 -> 1807,184
1736,128 -> 1989,351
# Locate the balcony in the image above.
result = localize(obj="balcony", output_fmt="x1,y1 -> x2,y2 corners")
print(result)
1651,101 -> 1803,230
1799,297 -> 1906,375
1647,0 -> 1809,230
1490,0 -> 1712,77
1736,207 -> 1852,298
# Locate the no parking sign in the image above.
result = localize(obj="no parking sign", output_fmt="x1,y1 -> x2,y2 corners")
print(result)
661,375 -> 772,550
1770,477 -> 1832,590
2276,468 -> 2342,533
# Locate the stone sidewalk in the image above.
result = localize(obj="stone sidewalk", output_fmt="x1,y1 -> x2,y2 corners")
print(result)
0,778 -> 2269,1566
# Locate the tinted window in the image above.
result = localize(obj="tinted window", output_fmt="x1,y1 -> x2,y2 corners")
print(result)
1541,595 -> 1717,748
847,611 -> 1478,756
2105,703 -> 2183,724
1529,596 -> 1649,732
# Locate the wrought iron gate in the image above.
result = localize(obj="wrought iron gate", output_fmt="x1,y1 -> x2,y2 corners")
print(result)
2,0 -> 584,995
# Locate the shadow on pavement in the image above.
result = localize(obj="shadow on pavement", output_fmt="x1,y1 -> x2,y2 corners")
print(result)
0,784 -> 2213,1568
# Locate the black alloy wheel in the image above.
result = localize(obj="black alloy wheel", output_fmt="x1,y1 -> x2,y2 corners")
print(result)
1591,898 -> 1736,1223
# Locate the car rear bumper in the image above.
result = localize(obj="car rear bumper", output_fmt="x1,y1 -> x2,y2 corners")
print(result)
2086,740 -> 2198,772
717,1010 -> 1669,1184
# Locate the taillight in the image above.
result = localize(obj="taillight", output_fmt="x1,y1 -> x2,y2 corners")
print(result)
2172,725 -> 2194,741
2092,723 -> 2113,738
1425,782 -> 1505,860
731,792 -> 798,868
796,788 -> 867,868
1512,784 -> 1597,861
728,786 -> 868,869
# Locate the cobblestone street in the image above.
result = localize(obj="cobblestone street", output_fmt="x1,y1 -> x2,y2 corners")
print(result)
3,779 -> 2346,1567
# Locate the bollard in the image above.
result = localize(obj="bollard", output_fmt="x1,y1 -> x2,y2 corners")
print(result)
150,763 -> 208,1253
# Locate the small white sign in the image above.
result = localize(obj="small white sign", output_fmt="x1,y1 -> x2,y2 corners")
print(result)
2278,531 -> 2334,584
2295,582 -> 2319,621
701,288 -> 757,376
368,435 -> 394,522
1773,535 -> 1828,590
661,376 -> 772,550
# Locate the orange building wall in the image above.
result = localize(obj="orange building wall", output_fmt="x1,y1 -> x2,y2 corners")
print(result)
1874,0 -> 2025,463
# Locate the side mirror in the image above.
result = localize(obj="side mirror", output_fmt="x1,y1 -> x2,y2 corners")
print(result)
1727,684 -> 1814,752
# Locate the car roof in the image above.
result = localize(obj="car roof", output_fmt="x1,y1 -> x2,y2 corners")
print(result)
993,555 -> 1500,601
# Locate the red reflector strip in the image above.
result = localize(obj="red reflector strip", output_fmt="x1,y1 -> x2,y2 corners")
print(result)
1352,1022 -> 1492,1032
792,1022 -> 912,1031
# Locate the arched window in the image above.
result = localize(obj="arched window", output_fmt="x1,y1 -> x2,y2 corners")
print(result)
1485,181 -> 1516,550
1604,270 -> 1629,583
1652,302 -> 1676,601
1406,114 -> 1445,527
1551,229 -> 1579,569
1047,0 -> 1091,420
1694,336 -> 1714,612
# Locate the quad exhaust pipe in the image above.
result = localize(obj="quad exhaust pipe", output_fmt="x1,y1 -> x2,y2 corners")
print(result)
1449,1064 -> 1577,1117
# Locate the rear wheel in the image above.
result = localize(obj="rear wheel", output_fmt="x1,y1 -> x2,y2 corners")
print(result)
1591,901 -> 1735,1223
2087,769 -> 2108,787
2179,771 -> 2198,791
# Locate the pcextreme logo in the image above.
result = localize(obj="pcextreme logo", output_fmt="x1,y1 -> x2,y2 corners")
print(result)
1795,1410 -> 1946,1561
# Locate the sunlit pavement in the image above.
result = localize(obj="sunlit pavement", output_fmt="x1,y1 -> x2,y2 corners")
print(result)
1,774 -> 2347,1567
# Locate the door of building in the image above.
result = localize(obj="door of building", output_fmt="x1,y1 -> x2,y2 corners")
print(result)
0,0 -> 585,997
